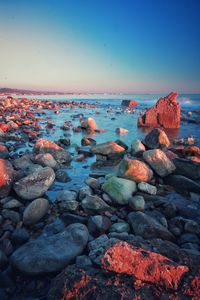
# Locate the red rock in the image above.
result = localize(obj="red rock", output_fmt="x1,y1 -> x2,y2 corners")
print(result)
0,159 -> 14,198
101,242 -> 188,290
122,100 -> 138,107
138,92 -> 180,128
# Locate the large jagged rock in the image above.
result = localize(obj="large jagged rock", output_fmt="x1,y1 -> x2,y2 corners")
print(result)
138,92 -> 180,128
0,159 -> 14,198
11,223 -> 89,274
34,138 -> 72,163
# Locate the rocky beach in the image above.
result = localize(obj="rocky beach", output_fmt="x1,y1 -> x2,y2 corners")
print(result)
0,92 -> 200,299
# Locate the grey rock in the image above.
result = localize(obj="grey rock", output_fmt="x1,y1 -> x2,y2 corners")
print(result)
23,198 -> 49,225
138,182 -> 157,195
109,222 -> 130,233
11,228 -> 30,245
129,195 -> 145,211
164,175 -> 200,193
81,195 -> 111,213
78,185 -> 93,201
2,209 -> 20,223
76,255 -> 93,270
88,215 -> 111,236
174,158 -> 200,180
11,223 -> 89,274
144,128 -> 170,149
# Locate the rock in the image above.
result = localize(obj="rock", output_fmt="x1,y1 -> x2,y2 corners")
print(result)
115,140 -> 128,150
115,128 -> 128,135
102,176 -> 137,205
3,198 -> 22,209
81,117 -> 97,132
173,137 -> 195,146
2,209 -> 20,223
88,215 -> 111,236
81,137 -> 96,146
173,158 -> 200,180
85,177 -> 100,191
11,223 -> 89,274
101,242 -> 188,290
55,169 -> 71,182
76,255 -> 93,270
34,138 -> 72,163
0,144 -> 9,159
144,128 -> 170,149
0,250 -> 8,269
138,182 -> 157,195
11,228 -> 30,245
23,198 -> 49,225
78,186 -> 93,201
14,167 -> 55,200
164,175 -> 200,193
128,211 -> 175,241
60,213 -> 88,227
121,100 -> 138,107
143,149 -> 176,177
91,142 -> 125,156
117,158 -> 153,183
184,220 -> 200,234
129,195 -> 145,211
138,92 -> 180,128
109,222 -> 130,233
131,139 -> 146,155
12,154 -> 34,170
81,195 -> 111,214
34,153 -> 57,169
56,191 -> 79,211
0,159 -> 14,199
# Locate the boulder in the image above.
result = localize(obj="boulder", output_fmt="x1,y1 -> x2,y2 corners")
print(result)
81,117 -> 97,132
81,195 -> 111,213
117,158 -> 153,182
128,211 -> 175,241
102,176 -> 137,205
11,223 -> 89,274
0,159 -> 14,198
34,153 -> 57,169
34,138 -> 72,163
138,92 -> 180,128
23,198 -> 49,225
144,128 -> 170,149
14,167 -> 55,200
143,149 -> 175,177
121,100 -> 138,107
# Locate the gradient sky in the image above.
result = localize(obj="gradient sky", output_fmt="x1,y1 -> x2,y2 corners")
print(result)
0,0 -> 200,93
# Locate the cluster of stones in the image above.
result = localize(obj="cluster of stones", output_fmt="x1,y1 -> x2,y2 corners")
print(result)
0,95 -> 200,299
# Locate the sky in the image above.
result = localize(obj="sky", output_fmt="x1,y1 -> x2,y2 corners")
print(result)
0,0 -> 200,93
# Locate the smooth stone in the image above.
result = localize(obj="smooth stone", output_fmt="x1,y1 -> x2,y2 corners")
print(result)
55,169 -> 71,183
57,190 -> 77,202
138,182 -> 157,195
34,153 -> 58,169
102,176 -> 137,205
11,223 -> 89,274
131,139 -> 146,155
117,159 -> 153,183
144,128 -> 170,149
91,141 -> 125,155
174,158 -> 200,180
23,198 -> 49,225
81,195 -> 111,213
128,211 -> 175,241
14,167 -> 55,200
129,195 -> 145,211
85,177 -> 100,191
109,222 -> 130,233
60,213 -> 88,226
143,149 -> 176,177
87,215 -> 111,236
78,186 -> 93,201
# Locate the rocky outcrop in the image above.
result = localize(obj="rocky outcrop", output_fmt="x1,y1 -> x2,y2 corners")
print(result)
138,92 -> 180,128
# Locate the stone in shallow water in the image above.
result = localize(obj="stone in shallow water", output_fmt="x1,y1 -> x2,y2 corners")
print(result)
144,128 -> 170,149
117,158 -> 153,183
143,149 -> 176,177
13,167 -> 55,200
102,176 -> 137,205
131,139 -> 146,155
11,223 -> 89,274
91,141 -> 125,156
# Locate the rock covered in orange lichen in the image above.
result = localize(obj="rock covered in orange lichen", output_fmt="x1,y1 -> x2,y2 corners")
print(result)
101,242 -> 188,290
138,92 -> 180,128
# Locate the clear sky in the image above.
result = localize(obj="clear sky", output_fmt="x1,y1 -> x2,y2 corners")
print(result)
0,0 -> 200,93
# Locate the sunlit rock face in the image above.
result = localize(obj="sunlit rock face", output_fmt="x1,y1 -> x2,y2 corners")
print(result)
34,138 -> 72,163
138,92 -> 180,128
0,159 -> 14,198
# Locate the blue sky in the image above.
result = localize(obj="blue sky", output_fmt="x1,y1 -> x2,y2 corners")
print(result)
0,0 -> 200,93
